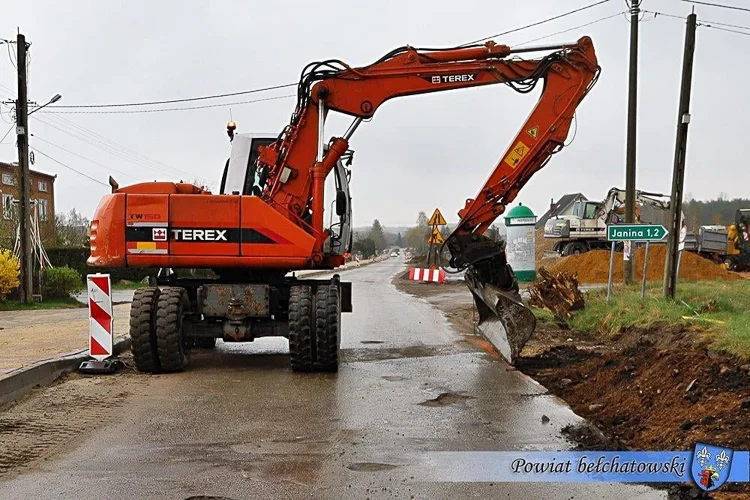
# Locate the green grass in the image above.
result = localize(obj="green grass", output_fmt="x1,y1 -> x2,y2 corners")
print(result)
530,307 -> 560,329
0,296 -> 86,311
567,280 -> 750,360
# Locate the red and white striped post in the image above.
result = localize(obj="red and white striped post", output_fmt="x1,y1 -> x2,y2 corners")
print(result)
87,274 -> 113,361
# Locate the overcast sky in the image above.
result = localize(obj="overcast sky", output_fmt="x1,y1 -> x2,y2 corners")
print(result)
1,0 -> 748,228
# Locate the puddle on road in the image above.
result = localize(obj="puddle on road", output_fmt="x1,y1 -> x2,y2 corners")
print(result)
360,340 -> 385,345
346,462 -> 400,472
381,375 -> 409,382
419,392 -> 475,407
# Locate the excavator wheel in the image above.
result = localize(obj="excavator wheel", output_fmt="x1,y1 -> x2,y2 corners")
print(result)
314,282 -> 341,372
155,287 -> 191,372
129,287 -> 161,373
289,285 -> 315,372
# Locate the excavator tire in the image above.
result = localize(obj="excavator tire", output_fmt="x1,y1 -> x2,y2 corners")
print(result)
129,287 -> 161,373
155,287 -> 190,372
289,285 -> 315,372
314,283 -> 341,372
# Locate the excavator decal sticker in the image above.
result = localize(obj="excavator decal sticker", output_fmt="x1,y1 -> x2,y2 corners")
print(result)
125,227 -> 279,244
422,74 -> 477,84
503,141 -> 529,168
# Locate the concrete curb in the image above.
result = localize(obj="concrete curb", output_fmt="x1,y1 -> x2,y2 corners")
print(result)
0,337 -> 131,406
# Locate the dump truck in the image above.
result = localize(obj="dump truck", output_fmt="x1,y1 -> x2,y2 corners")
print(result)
685,209 -> 750,271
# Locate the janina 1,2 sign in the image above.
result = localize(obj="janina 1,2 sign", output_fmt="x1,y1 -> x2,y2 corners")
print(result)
607,224 -> 668,242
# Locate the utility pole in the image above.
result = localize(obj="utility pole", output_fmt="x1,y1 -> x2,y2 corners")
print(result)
664,12 -> 697,299
624,0 -> 641,285
15,33 -> 33,303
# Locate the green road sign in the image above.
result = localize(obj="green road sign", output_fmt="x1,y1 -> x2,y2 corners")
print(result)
607,224 -> 668,242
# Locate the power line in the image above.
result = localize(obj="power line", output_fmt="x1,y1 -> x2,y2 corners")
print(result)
679,0 -> 750,13
645,10 -> 750,34
32,110 -> 191,177
49,82 -> 297,109
30,114 -> 192,178
514,11 -> 625,47
42,93 -> 296,114
29,146 -> 109,187
0,124 -> 13,144
459,0 -> 612,47
30,134 -> 138,181
700,23 -> 750,35
644,9 -> 750,30
0,84 -> 192,180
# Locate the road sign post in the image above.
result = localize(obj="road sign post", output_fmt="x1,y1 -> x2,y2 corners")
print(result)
607,224 -> 669,301
426,208 -> 447,269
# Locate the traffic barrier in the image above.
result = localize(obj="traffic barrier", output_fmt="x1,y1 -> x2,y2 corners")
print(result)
87,273 -> 113,361
409,267 -> 445,283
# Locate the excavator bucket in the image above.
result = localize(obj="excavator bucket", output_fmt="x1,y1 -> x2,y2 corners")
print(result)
465,272 -> 536,365
464,254 -> 536,365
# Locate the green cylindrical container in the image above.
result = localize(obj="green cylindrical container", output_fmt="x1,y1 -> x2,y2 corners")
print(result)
504,203 -> 537,282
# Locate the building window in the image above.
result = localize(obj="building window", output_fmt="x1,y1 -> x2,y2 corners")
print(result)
37,198 -> 49,222
2,173 -> 13,186
38,180 -> 48,192
2,193 -> 14,220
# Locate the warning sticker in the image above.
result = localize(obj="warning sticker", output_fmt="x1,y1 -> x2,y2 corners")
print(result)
527,126 -> 539,139
504,141 -> 529,168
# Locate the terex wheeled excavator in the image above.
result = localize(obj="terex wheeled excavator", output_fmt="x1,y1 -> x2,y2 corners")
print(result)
88,37 -> 600,372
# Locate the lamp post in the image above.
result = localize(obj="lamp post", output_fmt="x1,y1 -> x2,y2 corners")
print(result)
28,94 -> 62,116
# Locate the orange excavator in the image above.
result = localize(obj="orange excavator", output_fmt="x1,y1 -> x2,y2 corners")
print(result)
88,37 -> 599,373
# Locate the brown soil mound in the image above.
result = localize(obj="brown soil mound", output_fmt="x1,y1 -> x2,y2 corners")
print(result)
518,327 -> 750,454
549,245 -> 741,283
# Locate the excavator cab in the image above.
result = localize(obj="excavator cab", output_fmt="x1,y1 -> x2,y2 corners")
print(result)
221,133 -> 353,258
220,133 -> 277,196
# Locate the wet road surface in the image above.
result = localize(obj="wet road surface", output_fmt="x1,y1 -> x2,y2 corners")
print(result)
0,257 -> 662,499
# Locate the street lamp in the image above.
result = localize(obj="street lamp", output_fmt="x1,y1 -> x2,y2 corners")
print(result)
27,94 -> 61,116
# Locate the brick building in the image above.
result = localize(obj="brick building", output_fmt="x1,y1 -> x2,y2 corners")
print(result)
0,161 -> 56,247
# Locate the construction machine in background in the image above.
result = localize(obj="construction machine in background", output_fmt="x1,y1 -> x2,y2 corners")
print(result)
88,37 -> 600,370
685,209 -> 750,271
544,187 -> 671,256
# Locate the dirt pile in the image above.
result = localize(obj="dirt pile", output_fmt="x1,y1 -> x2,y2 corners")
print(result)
518,327 -> 750,455
549,245 -> 741,283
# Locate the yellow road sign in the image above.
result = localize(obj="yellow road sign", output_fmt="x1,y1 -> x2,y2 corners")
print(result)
428,208 -> 447,226
427,228 -> 444,245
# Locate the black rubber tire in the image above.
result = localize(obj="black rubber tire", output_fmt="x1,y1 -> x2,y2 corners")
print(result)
572,242 -> 588,255
315,283 -> 341,372
288,285 -> 314,372
562,242 -> 577,257
155,287 -> 190,372
129,287 -> 161,373
194,337 -> 217,349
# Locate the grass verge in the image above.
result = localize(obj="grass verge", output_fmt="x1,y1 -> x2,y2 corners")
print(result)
564,280 -> 750,361
0,296 -> 86,311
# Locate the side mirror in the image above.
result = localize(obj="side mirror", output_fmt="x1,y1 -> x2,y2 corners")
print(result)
336,190 -> 347,217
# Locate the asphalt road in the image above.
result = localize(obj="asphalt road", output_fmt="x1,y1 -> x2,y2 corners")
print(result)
0,257 -> 662,499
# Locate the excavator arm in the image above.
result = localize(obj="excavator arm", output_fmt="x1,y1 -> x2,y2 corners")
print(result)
258,37 -> 599,257
254,37 -> 600,363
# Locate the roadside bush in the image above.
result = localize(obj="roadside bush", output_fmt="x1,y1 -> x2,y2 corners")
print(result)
0,249 -> 20,301
43,266 -> 83,299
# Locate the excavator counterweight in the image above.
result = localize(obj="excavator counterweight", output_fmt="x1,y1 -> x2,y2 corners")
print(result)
88,37 -> 600,371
